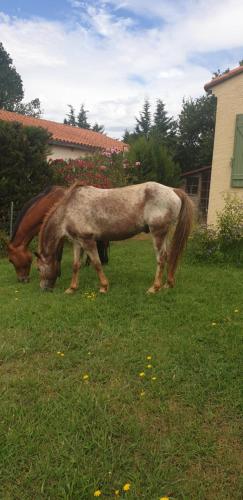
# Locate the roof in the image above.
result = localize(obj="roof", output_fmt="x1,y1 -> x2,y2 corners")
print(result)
0,109 -> 126,151
204,65 -> 243,92
180,165 -> 211,177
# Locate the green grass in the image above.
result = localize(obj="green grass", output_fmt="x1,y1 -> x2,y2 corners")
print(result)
0,240 -> 242,499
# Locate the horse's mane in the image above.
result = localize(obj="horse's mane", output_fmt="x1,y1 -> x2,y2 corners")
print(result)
10,186 -> 59,242
39,182 -> 82,252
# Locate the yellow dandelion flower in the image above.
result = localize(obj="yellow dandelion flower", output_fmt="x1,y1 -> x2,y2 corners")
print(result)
211,322 -> 216,326
160,497 -> 169,500
83,374 -> 89,380
139,372 -> 145,377
60,353 -> 65,357
57,351 -> 61,354
140,391 -> 145,397
94,490 -> 102,497
123,483 -> 131,492
146,355 -> 152,360
151,376 -> 157,381
234,309 -> 239,313
114,490 -> 120,496
147,364 -> 152,369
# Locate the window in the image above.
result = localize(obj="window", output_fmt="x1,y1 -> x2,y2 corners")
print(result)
231,114 -> 243,187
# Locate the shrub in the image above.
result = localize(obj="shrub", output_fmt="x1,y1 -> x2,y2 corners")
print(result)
0,120 -> 54,231
0,230 -> 8,257
217,195 -> 243,262
188,195 -> 243,264
50,149 -> 141,188
125,135 -> 181,186
186,225 -> 223,263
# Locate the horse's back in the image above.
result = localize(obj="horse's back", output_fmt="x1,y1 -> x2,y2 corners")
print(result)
62,182 -> 181,241
64,183 -> 148,240
143,182 -> 181,223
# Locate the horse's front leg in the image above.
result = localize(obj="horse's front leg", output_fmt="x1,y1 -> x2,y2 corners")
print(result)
82,239 -> 109,293
65,242 -> 83,294
147,230 -> 168,294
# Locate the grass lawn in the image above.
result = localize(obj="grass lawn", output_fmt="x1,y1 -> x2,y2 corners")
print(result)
0,240 -> 242,499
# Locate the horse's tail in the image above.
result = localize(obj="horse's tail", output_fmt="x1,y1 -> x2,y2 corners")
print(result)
97,240 -> 110,265
168,188 -> 194,281
85,240 -> 110,266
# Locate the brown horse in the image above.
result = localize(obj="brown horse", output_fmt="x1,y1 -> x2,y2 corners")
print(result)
7,186 -> 109,283
36,182 -> 193,293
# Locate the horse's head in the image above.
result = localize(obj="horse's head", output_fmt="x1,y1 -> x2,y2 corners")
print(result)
35,251 -> 59,291
8,244 -> 32,283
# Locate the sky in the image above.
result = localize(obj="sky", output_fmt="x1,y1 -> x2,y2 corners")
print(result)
0,0 -> 243,138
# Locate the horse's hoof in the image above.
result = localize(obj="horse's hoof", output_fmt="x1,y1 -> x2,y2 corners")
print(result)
65,288 -> 76,294
147,286 -> 161,294
99,287 -> 108,294
163,282 -> 173,289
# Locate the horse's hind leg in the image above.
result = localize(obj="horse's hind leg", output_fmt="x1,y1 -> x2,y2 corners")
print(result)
147,231 -> 168,294
82,239 -> 109,293
65,242 -> 83,294
163,255 -> 176,288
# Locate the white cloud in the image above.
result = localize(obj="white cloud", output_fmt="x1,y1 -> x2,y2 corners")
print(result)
0,1 -> 243,138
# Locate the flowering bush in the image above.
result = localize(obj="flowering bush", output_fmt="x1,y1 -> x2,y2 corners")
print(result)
50,157 -> 112,189
49,149 -> 142,189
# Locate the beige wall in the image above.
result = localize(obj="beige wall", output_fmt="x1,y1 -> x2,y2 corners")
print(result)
47,144 -> 89,161
207,73 -> 243,225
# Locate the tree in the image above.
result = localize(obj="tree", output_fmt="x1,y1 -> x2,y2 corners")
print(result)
0,42 -> 24,110
135,98 -> 152,137
122,129 -> 137,144
64,105 -> 76,126
152,99 -> 177,154
77,104 -> 90,129
175,95 -> 216,172
92,122 -> 105,134
0,121 -> 54,231
126,135 -> 180,186
153,99 -> 175,138
14,98 -> 43,118
212,68 -> 230,79
63,104 -> 105,132
123,129 -> 130,143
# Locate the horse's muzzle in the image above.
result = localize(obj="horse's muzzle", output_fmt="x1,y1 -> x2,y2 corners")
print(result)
40,286 -> 53,292
40,280 -> 54,292
18,277 -> 30,283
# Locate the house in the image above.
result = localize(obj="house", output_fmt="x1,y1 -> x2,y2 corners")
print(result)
0,109 -> 127,159
180,165 -> 211,222
204,65 -> 243,225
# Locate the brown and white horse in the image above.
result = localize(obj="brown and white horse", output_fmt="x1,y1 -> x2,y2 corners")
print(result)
36,181 -> 193,293
7,186 -> 109,283
8,186 -> 65,282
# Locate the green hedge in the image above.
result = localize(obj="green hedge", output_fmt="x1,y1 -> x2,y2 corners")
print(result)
0,120 -> 54,231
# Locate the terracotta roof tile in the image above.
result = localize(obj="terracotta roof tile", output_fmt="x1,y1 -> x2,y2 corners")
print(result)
0,109 -> 126,151
204,65 -> 243,91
